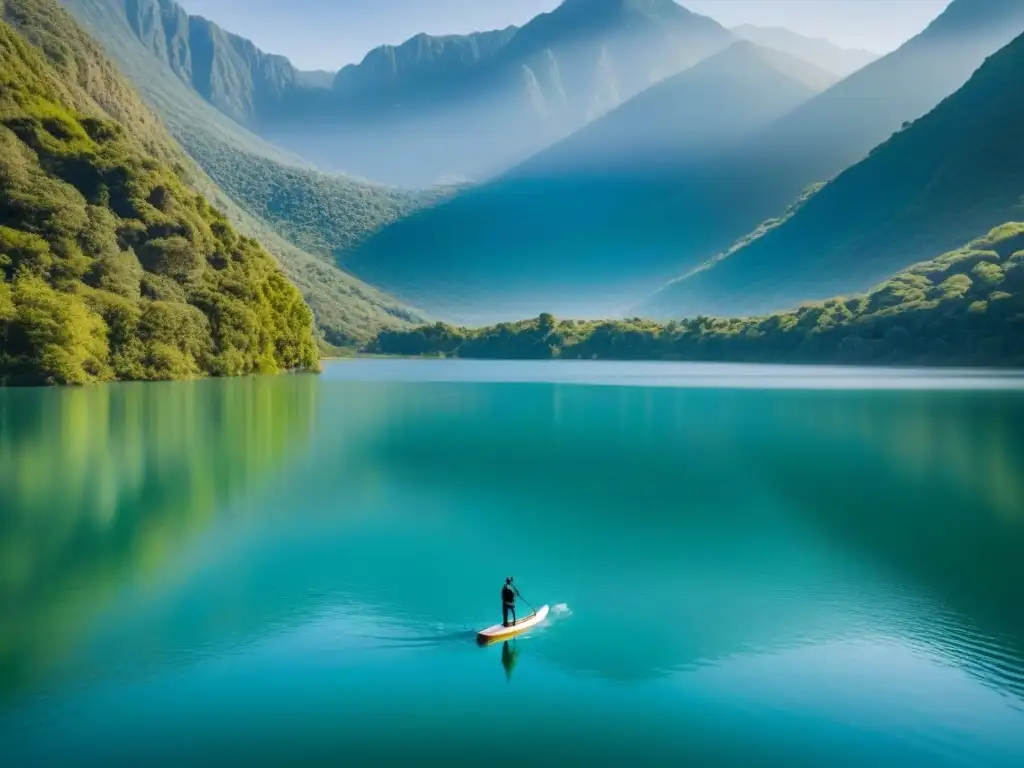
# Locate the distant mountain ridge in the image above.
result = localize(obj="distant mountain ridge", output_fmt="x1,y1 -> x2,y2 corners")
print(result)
118,0 -> 313,124
84,0 -> 738,185
637,29 -> 1024,319
731,24 -> 877,76
333,27 -> 520,101
313,0 -> 738,184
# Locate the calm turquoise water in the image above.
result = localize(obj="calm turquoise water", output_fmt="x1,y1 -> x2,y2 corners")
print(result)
3,360 -> 1024,766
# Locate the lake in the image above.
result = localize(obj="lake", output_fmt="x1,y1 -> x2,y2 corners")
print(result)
2,360 -> 1024,766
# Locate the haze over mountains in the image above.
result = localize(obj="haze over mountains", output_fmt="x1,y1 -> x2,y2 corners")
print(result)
638,28 -> 1024,319
511,40 -> 836,178
79,0 -> 745,185
340,37 -> 836,321
258,0 -> 741,186
341,0 -> 1024,323
65,0 -> 924,190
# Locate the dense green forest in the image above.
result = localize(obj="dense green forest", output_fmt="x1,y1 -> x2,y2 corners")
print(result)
368,223 -> 1024,367
62,0 -> 435,349
0,0 -> 319,385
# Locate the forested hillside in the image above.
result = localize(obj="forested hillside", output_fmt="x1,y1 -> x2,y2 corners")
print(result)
370,223 -> 1024,367
0,0 -> 319,384
62,0 -> 436,346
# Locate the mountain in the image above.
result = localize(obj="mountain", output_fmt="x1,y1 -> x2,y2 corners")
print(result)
637,29 -> 1024,320
511,40 -> 836,177
61,0 -> 437,347
90,0 -> 736,186
370,222 -> 1024,369
343,0 -> 1024,324
332,28 -> 520,100
0,0 -> 319,384
339,40 -> 833,323
732,24 -> 878,77
644,0 -> 1024,282
115,0 -> 327,125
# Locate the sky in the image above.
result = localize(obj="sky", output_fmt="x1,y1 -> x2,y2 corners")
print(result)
178,0 -> 953,72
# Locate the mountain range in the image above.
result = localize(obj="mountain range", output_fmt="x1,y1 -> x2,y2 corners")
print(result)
337,0 -> 1024,324
731,24 -> 877,77
66,0 -> 892,189
280,0 -> 738,185
83,0 -> 741,186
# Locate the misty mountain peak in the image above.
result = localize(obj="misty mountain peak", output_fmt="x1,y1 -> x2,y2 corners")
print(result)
558,0 -> 686,14
551,0 -> 708,25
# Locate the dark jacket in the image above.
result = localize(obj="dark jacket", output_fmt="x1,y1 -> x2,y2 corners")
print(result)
501,584 -> 516,605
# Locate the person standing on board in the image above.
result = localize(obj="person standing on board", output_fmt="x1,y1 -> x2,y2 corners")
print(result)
502,577 -> 518,627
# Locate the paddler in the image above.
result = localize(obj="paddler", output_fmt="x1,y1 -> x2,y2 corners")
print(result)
502,576 -> 519,627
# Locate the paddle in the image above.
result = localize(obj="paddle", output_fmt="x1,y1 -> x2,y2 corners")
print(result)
514,586 -> 537,618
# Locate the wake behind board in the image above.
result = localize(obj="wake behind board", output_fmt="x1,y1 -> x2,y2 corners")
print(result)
477,604 -> 549,645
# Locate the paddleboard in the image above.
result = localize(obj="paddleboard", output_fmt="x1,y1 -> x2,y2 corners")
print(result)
477,604 -> 549,645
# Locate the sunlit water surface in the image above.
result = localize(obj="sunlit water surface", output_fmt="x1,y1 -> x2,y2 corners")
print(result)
2,360 -> 1024,766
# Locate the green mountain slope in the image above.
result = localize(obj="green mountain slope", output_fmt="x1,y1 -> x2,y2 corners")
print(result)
0,0 -> 318,384
96,0 -> 736,186
61,0 -> 435,346
639,30 -> 1024,319
339,41 -> 838,323
731,24 -> 877,77
370,223 -> 1024,368
644,0 -> 1024,282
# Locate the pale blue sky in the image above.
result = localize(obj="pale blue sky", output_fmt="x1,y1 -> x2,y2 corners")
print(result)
179,0 -> 952,71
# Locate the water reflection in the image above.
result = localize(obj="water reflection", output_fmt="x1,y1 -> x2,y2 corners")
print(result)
0,375 -> 317,700
501,641 -> 520,682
